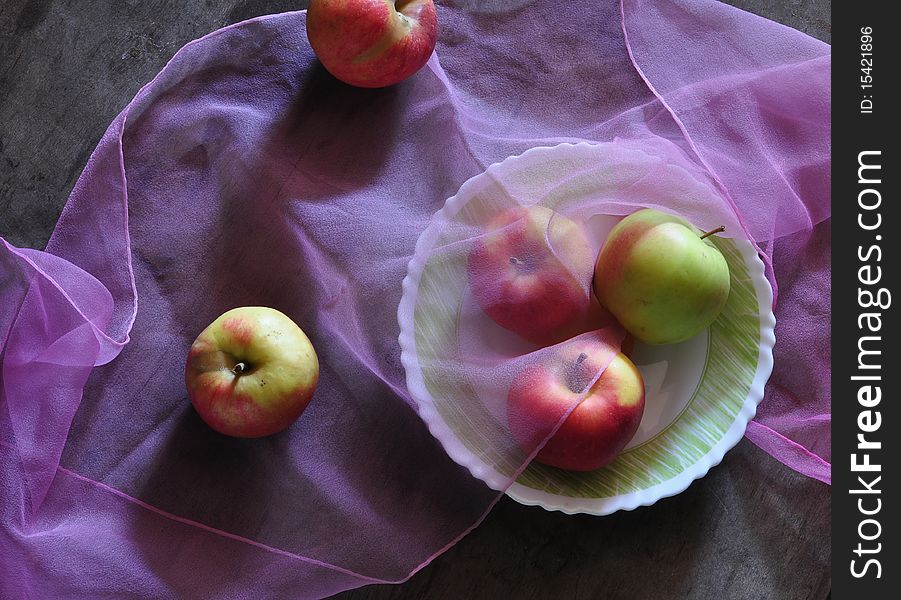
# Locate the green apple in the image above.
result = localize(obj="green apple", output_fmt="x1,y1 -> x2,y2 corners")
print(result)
593,209 -> 730,345
185,307 -> 319,437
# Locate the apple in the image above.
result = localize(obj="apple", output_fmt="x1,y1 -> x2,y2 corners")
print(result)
306,0 -> 439,88
507,338 -> 645,471
467,205 -> 597,346
594,208 -> 731,345
185,307 -> 320,438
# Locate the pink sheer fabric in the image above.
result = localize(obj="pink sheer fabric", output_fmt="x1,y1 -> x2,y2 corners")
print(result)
0,1 -> 830,597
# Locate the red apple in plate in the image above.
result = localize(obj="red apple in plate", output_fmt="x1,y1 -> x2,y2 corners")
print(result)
507,338 -> 645,471
185,307 -> 320,438
467,205 -> 596,346
307,0 -> 439,88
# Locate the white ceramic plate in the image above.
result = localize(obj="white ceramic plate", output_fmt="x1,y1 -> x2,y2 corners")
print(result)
399,143 -> 775,515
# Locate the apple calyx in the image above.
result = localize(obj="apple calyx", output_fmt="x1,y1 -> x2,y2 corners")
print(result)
395,0 -> 422,21
389,1 -> 426,38
699,225 -> 726,240
232,362 -> 250,376
565,352 -> 592,394
510,255 -> 541,275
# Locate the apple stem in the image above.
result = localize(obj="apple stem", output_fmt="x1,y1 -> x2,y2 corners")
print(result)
699,226 -> 725,240
232,362 -> 248,375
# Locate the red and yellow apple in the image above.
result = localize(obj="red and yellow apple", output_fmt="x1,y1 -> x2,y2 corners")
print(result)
507,338 -> 645,471
594,208 -> 731,345
306,0 -> 438,88
185,307 -> 319,438
467,205 -> 596,346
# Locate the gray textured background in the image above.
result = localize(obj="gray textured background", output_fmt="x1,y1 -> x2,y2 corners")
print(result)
0,1 -> 831,598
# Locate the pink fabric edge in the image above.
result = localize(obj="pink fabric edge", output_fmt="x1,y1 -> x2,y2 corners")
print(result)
744,421 -> 831,484
1,239 -> 128,357
0,439 -> 390,584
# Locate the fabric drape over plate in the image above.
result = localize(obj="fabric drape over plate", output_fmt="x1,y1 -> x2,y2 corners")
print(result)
0,1 -> 829,597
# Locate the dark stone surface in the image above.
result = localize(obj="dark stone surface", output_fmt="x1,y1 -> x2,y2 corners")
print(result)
0,1 -> 831,598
